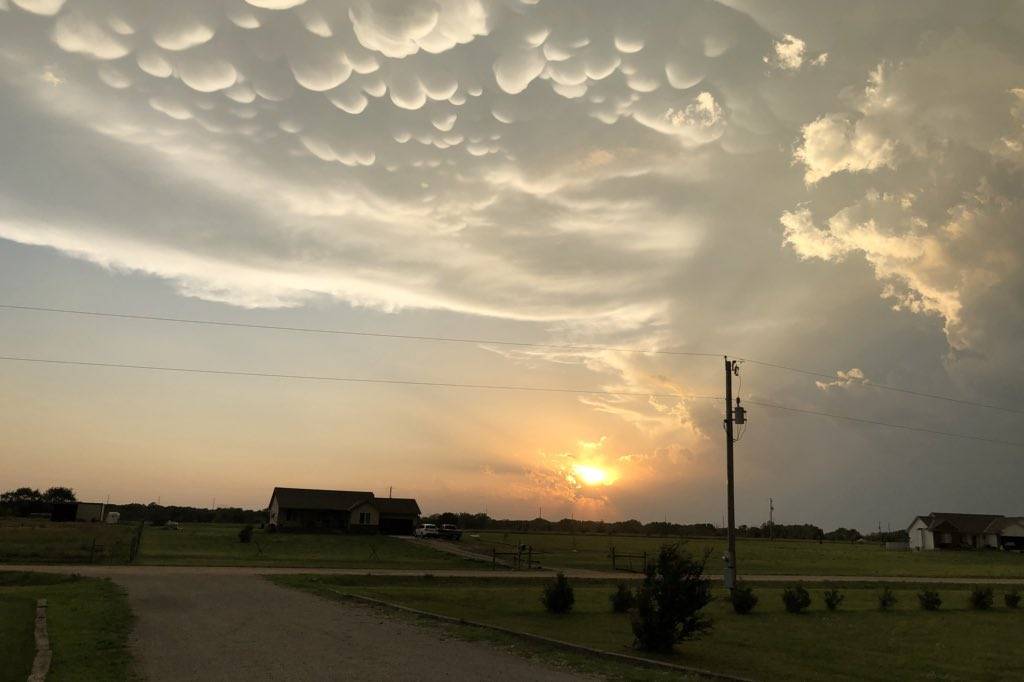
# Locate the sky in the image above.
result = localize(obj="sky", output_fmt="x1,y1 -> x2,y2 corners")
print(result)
1,0 -> 1022,531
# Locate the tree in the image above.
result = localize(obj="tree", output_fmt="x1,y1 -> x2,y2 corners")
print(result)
630,544 -> 713,652
541,572 -> 575,613
1,487 -> 43,504
43,487 -> 77,504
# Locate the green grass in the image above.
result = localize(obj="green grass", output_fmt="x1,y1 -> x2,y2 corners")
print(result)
137,523 -> 482,569
465,531 -> 1024,578
0,519 -> 135,564
274,574 -> 1024,681
0,571 -> 135,682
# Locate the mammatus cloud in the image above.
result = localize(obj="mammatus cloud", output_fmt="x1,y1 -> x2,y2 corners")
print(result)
3,1 -> 1024,522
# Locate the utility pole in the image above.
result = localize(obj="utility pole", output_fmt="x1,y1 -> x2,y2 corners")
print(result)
723,356 -> 745,591
769,498 -> 774,541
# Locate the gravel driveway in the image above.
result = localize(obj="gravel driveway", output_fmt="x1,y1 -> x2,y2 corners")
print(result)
115,572 -> 590,681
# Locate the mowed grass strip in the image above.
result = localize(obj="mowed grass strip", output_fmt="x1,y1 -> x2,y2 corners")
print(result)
465,531 -> 1024,578
0,519 -> 135,564
137,523 -> 483,569
274,575 -> 1024,681
0,572 -> 136,682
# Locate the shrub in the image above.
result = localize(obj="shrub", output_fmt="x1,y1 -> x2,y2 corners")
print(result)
238,524 -> 254,544
541,572 -> 575,614
918,589 -> 942,611
730,584 -> 758,615
878,586 -> 898,611
782,585 -> 812,614
969,586 -> 994,610
610,583 -> 635,613
823,587 -> 844,611
630,544 -> 713,652
1005,590 -> 1021,609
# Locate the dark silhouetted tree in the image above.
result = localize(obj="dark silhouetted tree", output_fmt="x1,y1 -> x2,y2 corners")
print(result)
541,572 -> 575,613
630,544 -> 712,652
1,488 -> 43,504
43,487 -> 77,504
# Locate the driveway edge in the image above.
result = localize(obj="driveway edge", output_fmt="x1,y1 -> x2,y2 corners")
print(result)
341,592 -> 753,682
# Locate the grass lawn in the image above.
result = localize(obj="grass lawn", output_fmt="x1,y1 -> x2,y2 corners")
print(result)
0,519 -> 135,564
274,574 -> 1024,681
137,523 -> 483,569
0,572 -> 135,682
465,531 -> 1024,579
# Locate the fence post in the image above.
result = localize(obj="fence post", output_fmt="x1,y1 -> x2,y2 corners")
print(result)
610,546 -> 616,570
527,545 -> 532,569
643,550 -> 647,572
492,547 -> 496,570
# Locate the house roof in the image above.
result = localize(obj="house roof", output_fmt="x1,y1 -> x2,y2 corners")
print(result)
376,497 -> 420,516
269,488 -> 374,512
983,517 -> 1024,534
921,512 -> 1005,535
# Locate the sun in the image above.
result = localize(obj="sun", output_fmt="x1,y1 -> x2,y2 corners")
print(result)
573,464 -> 610,486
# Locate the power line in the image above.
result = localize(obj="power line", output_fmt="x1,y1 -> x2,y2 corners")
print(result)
738,358 -> 1023,415
0,355 -> 716,401
745,399 -> 1024,448
2,302 -> 1018,415
1,354 -> 1018,448
0,304 -> 719,358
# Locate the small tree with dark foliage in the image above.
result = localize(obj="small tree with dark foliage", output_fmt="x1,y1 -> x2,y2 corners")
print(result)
782,585 -> 811,614
918,589 -> 942,611
541,572 -> 575,613
878,586 -> 898,611
970,586 -> 994,610
1005,589 -> 1021,609
239,524 -> 254,544
630,544 -> 712,652
730,584 -> 758,614
43,487 -> 77,504
610,583 -> 635,613
823,587 -> 844,611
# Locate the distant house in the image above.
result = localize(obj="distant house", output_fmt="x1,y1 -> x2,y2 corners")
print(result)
267,487 -> 420,534
908,513 -> 1024,551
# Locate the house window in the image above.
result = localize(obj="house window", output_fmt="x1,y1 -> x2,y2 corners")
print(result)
359,511 -> 372,525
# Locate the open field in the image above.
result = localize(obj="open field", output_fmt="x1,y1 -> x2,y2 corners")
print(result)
0,519 -> 135,564
0,520 -> 482,570
0,571 -> 135,682
274,574 -> 1024,681
465,531 -> 1024,579
136,523 -> 481,569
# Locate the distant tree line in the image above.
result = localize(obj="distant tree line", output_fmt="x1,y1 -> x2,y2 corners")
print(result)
1,486 -> 908,540
107,503 -> 265,525
419,512 -> 909,542
0,486 -> 77,516
0,486 -> 264,525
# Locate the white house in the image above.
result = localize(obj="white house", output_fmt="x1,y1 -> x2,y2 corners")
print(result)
908,512 -> 1024,551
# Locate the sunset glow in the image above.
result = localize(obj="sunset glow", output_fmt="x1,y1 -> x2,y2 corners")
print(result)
573,464 -> 612,487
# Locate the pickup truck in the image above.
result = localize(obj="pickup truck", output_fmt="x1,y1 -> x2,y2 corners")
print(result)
414,523 -> 439,538
439,524 -> 462,541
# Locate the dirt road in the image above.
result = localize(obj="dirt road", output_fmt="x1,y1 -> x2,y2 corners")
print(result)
113,572 -> 588,681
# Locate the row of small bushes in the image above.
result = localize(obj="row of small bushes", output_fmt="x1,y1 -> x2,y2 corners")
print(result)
544,577 -> 1023,618
539,545 -> 1021,654
730,584 -> 1022,614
